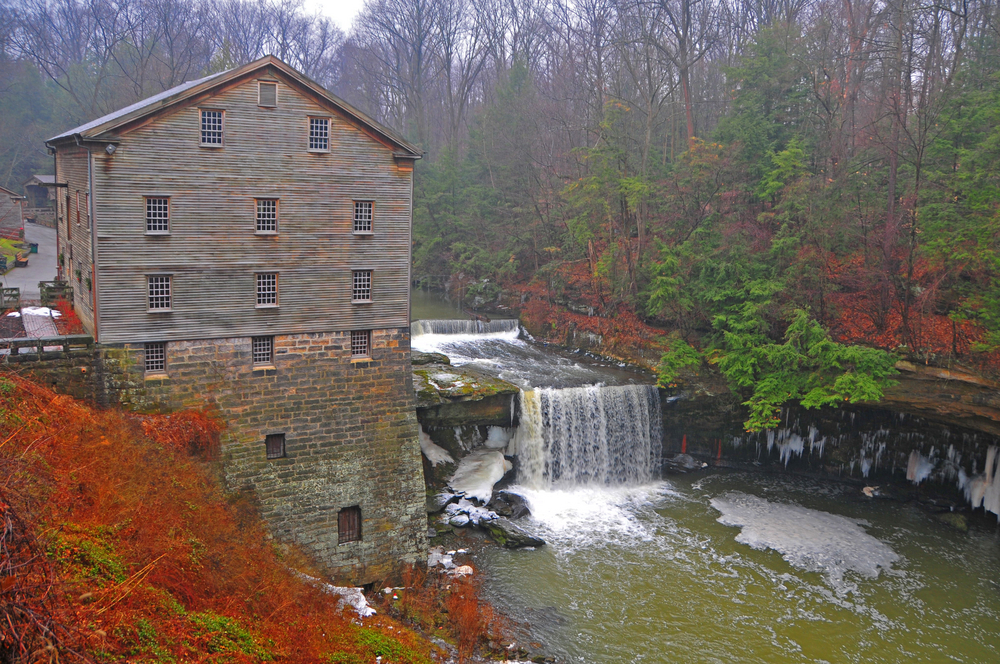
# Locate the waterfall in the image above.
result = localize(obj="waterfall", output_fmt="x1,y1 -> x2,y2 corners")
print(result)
411,319 -> 520,336
512,385 -> 662,489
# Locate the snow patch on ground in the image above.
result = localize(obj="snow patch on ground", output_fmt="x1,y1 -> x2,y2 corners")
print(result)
293,572 -> 376,617
6,307 -> 62,318
711,492 -> 898,591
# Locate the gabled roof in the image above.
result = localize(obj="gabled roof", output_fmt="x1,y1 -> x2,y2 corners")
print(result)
0,184 -> 22,198
25,174 -> 55,185
46,56 -> 421,157
48,71 -> 226,143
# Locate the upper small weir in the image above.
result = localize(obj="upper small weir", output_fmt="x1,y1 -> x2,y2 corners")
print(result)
411,319 -> 521,336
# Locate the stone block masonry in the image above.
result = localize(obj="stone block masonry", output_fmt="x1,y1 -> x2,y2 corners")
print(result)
6,328 -> 427,584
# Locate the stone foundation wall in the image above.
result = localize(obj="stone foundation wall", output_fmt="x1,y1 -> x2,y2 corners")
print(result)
4,329 -> 427,584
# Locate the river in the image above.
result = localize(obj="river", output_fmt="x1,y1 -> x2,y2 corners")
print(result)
410,292 -> 1000,663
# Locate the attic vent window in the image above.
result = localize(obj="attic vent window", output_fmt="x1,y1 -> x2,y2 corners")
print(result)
259,82 -> 277,107
309,117 -> 330,151
200,109 -> 224,146
265,433 -> 285,459
338,506 -> 361,543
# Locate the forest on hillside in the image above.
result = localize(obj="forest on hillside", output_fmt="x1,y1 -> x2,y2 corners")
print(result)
3,0 -> 1000,424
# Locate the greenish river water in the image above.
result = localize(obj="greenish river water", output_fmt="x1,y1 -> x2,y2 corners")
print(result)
410,290 -> 1000,662
478,472 -> 1000,663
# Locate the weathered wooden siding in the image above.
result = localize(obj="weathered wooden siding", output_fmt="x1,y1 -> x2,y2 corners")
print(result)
92,67 -> 413,345
56,147 -> 96,332
0,187 -> 23,232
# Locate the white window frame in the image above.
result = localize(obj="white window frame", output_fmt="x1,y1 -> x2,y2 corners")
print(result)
351,330 -> 371,358
308,116 -> 330,152
145,196 -> 170,235
144,341 -> 166,375
200,109 -> 225,147
352,270 -> 372,303
256,272 -> 278,308
252,335 -> 274,366
147,275 -> 172,312
255,198 -> 278,234
258,81 -> 278,108
353,201 -> 373,235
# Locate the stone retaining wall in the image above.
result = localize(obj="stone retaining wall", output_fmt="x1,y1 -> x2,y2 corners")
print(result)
3,329 -> 427,584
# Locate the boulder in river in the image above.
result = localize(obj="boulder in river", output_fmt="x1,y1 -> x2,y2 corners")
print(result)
427,492 -> 458,514
490,490 -> 531,519
412,351 -> 451,366
663,453 -> 707,473
481,518 -> 545,549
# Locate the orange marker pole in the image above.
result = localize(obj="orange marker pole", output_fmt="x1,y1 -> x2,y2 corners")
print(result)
717,439 -> 722,461
681,434 -> 687,454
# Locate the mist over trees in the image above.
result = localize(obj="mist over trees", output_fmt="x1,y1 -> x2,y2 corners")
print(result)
4,0 -> 1000,409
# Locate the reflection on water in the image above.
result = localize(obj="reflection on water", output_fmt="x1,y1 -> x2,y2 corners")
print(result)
479,472 -> 1000,663
411,288 -> 465,321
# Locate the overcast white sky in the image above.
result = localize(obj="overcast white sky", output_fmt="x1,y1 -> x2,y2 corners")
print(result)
302,0 -> 365,31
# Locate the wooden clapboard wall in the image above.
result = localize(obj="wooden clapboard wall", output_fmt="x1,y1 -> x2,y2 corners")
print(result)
88,66 -> 413,345
56,146 -> 96,333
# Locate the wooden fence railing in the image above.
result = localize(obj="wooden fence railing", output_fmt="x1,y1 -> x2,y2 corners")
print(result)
0,334 -> 94,361
0,287 -> 19,310
39,281 -> 73,306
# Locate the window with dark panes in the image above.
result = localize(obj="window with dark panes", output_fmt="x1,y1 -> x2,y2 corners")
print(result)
201,109 -> 224,145
351,330 -> 370,358
252,336 -> 273,365
144,342 -> 166,373
265,433 -> 285,459
352,270 -> 371,302
256,199 -> 277,233
309,117 -> 329,151
146,197 -> 169,233
353,201 -> 373,233
147,275 -> 171,310
256,273 -> 277,306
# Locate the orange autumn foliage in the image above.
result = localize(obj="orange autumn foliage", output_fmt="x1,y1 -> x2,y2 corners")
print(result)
0,372 -> 440,663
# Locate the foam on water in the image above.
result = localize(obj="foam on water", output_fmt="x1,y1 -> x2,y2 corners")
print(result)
710,492 -> 899,591
411,328 -> 521,355
510,483 -> 675,550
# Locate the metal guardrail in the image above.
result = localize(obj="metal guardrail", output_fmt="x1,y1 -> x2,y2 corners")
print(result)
0,334 -> 94,360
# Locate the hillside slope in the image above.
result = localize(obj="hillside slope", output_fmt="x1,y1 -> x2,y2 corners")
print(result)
0,372 -> 441,663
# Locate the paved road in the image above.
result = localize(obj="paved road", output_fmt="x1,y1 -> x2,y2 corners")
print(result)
1,223 -> 58,303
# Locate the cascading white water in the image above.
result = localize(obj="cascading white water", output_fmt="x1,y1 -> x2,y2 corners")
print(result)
411,319 -> 520,336
512,385 -> 662,489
